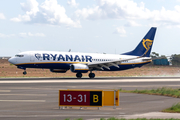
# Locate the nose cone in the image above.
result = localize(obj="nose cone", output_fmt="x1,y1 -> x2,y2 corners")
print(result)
8,57 -> 16,64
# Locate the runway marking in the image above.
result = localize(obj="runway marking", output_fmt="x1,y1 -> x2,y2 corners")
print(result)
0,114 -> 120,117
144,101 -> 164,103
0,100 -> 46,102
121,101 -> 164,103
0,90 -> 11,92
1,112 -> 180,119
1,79 -> 180,83
120,112 -> 180,118
3,87 -> 59,90
0,94 -> 47,96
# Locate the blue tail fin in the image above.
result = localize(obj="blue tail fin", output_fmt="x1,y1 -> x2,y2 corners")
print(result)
122,27 -> 157,57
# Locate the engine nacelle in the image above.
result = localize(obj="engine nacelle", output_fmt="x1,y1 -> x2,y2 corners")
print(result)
70,64 -> 89,73
50,69 -> 67,73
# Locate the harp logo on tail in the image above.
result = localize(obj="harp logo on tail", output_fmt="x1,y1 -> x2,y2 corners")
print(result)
142,39 -> 153,56
142,39 -> 153,50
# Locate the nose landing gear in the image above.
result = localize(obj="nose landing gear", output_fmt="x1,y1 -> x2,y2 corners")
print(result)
23,71 -> 27,75
23,68 -> 27,75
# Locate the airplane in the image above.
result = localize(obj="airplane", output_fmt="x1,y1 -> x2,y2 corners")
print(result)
8,27 -> 157,78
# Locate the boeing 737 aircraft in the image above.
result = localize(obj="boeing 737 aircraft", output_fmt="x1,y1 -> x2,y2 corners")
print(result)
8,27 -> 157,78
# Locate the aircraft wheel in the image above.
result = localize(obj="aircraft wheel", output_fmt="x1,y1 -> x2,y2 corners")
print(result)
89,73 -> 95,79
76,73 -> 82,78
23,71 -> 27,75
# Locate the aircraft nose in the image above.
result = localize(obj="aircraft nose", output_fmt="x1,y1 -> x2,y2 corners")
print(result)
8,57 -> 16,64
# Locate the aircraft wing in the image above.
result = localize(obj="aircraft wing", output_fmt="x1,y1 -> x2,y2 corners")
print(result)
87,56 -> 145,70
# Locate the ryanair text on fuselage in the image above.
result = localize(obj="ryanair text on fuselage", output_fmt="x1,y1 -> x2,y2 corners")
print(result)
35,53 -> 92,62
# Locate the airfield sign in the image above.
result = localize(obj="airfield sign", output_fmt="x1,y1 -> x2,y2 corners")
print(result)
59,89 -> 119,108
59,90 -> 103,107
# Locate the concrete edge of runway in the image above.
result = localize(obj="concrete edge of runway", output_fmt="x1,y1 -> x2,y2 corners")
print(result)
0,77 -> 180,83
1,76 -> 180,80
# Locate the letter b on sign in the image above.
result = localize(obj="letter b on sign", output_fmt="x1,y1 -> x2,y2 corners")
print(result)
93,95 -> 98,103
90,91 -> 102,106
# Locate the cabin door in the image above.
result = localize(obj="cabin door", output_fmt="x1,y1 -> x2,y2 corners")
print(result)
30,53 -> 35,62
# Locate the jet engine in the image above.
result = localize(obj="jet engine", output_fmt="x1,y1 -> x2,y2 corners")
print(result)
70,64 -> 89,73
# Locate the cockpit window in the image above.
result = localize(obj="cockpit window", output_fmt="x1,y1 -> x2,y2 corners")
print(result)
15,55 -> 24,57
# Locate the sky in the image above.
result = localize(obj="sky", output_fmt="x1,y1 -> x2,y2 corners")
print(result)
1,0 -> 180,56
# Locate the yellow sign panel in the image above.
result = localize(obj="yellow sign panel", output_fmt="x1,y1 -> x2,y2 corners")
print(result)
103,90 -> 119,106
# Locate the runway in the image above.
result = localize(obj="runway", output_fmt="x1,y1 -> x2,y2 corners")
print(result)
0,77 -> 180,120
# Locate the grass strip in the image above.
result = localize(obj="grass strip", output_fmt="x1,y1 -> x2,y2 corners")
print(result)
162,103 -> 180,113
100,117 -> 180,120
64,118 -> 180,120
119,87 -> 180,98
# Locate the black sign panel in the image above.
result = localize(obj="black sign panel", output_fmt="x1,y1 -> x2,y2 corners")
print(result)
90,91 -> 102,106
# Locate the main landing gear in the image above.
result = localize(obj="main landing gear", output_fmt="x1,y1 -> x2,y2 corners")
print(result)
76,72 -> 82,78
89,73 -> 95,79
76,72 -> 95,79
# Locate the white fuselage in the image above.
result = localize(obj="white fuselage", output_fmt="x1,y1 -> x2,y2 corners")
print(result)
8,51 -> 151,71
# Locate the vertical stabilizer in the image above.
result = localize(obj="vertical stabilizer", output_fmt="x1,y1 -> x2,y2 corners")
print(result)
122,27 -> 157,57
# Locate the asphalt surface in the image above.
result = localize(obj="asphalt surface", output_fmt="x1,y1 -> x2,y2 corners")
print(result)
0,77 -> 180,120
